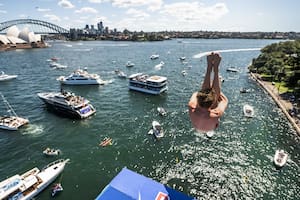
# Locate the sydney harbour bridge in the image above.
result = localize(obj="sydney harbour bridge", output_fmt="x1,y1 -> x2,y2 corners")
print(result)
0,19 -> 69,35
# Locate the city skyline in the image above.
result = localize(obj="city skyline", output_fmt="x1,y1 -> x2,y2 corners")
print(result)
1,0 -> 300,32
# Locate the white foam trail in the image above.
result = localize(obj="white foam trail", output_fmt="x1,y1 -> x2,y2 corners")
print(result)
193,48 -> 261,58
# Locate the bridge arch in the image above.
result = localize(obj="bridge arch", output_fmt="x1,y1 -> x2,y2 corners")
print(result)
0,19 -> 69,34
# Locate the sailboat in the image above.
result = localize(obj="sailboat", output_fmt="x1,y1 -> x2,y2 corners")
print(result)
0,92 -> 29,130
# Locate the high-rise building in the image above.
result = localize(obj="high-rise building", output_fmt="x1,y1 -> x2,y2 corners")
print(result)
97,21 -> 104,34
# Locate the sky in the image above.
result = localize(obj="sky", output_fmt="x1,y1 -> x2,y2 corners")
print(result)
0,0 -> 300,32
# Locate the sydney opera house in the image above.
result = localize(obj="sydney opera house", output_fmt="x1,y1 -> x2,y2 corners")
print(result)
0,25 -> 46,51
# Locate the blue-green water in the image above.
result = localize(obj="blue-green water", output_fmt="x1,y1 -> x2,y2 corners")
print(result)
0,39 -> 299,200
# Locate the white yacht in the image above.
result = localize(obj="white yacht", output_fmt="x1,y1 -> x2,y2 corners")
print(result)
128,73 -> 168,95
274,150 -> 288,168
57,69 -> 104,85
0,116 -> 29,131
243,104 -> 254,117
0,159 -> 69,200
0,71 -> 17,81
37,91 -> 96,119
0,93 -> 29,131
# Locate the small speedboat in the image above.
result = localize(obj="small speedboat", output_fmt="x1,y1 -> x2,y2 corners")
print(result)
179,56 -> 186,61
126,61 -> 135,67
181,70 -> 187,76
206,130 -> 215,138
154,61 -> 165,70
116,71 -> 127,78
51,183 -> 63,197
226,67 -> 239,72
148,121 -> 164,139
43,148 -> 61,156
157,107 -> 167,116
274,150 -> 288,168
243,104 -> 254,118
150,54 -> 159,60
0,71 -> 17,81
240,88 -> 251,93
99,137 -> 112,147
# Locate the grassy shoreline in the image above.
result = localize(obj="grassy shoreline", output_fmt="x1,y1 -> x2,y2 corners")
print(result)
250,72 -> 300,135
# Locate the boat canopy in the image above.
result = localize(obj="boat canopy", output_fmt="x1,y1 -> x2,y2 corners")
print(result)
95,167 -> 196,200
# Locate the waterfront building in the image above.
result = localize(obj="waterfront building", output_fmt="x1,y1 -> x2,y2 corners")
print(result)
0,26 -> 46,51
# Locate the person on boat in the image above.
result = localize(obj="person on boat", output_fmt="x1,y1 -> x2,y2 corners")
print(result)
188,52 -> 228,132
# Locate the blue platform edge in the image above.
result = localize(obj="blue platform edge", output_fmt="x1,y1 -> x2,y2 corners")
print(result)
95,167 -> 196,200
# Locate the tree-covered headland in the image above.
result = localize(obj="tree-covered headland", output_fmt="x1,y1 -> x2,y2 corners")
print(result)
249,40 -> 300,95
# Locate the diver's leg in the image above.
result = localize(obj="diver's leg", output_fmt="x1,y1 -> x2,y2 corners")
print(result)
201,53 -> 214,90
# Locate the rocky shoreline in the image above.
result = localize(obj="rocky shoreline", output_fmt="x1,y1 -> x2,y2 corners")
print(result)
250,72 -> 300,135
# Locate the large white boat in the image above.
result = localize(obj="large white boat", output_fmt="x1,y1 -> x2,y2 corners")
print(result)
57,69 -> 104,85
37,91 -> 96,119
0,159 -> 69,200
0,93 -> 29,130
0,71 -> 17,81
274,150 -> 288,168
243,104 -> 254,118
128,73 -> 168,95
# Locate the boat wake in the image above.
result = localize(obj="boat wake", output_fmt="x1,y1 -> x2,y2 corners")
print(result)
101,79 -> 114,85
193,48 -> 261,59
22,124 -> 44,136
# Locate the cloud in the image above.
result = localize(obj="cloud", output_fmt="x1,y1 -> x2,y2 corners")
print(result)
88,0 -> 105,3
36,7 -> 51,12
161,2 -> 228,23
111,0 -> 162,11
0,10 -> 7,14
58,0 -> 75,9
44,14 -> 61,22
75,7 -> 98,13
126,8 -> 149,18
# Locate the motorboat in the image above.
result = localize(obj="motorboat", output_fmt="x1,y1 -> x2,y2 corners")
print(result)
0,93 -> 29,130
0,116 -> 29,131
126,61 -> 135,67
179,56 -> 186,61
154,61 -> 165,70
128,73 -> 168,95
37,91 -> 96,119
243,104 -> 254,117
51,183 -> 63,197
240,88 -> 251,93
99,137 -> 113,147
0,159 -> 69,200
57,69 -> 104,85
157,107 -> 167,116
206,130 -> 215,138
148,121 -> 164,139
181,70 -> 187,76
150,54 -> 159,60
49,62 -> 67,69
0,71 -> 17,81
226,67 -> 239,72
43,148 -> 61,156
274,150 -> 288,168
116,70 -> 127,78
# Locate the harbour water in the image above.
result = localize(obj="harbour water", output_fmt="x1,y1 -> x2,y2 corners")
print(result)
0,39 -> 299,199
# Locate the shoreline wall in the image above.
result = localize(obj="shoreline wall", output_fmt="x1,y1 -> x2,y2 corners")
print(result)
250,72 -> 300,135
